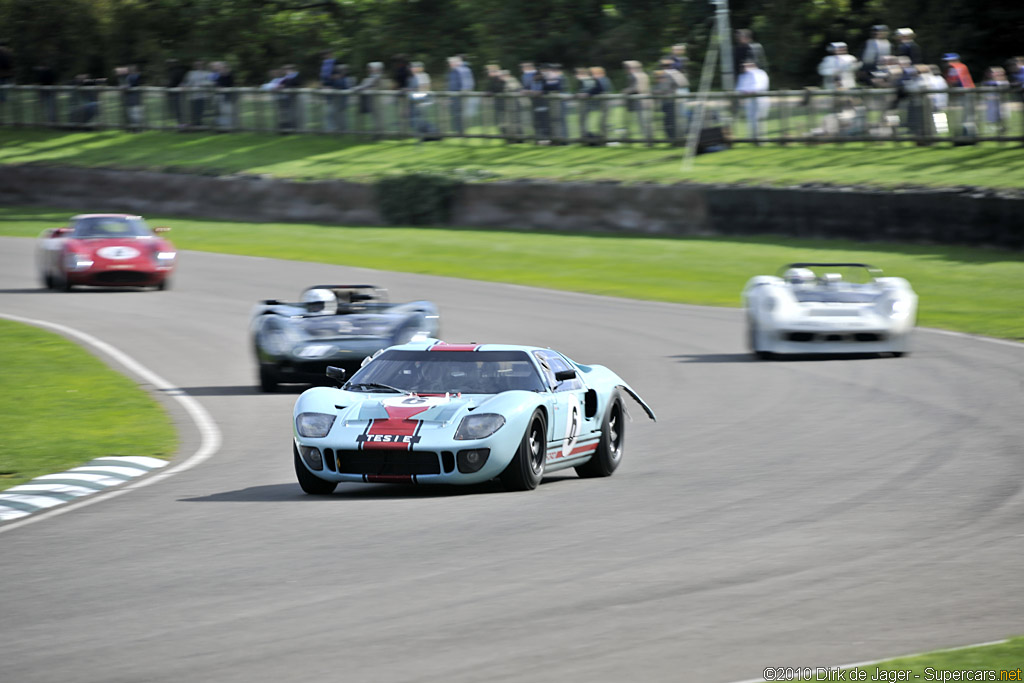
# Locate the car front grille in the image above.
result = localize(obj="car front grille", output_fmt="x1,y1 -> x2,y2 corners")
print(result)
786,332 -> 885,343
330,449 -> 441,476
93,271 -> 151,284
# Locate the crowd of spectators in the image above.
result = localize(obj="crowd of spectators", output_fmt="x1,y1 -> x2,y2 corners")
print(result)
1,26 -> 1023,141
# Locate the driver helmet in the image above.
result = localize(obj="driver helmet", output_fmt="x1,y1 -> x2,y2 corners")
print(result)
783,268 -> 816,287
300,288 -> 337,315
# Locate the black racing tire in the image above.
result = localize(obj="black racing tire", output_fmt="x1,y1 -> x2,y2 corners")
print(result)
258,365 -> 279,393
575,395 -> 624,479
294,445 -> 337,495
500,409 -> 546,491
156,277 -> 170,291
42,271 -> 54,290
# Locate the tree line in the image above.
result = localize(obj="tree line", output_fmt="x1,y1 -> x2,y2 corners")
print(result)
1,0 -> 1019,89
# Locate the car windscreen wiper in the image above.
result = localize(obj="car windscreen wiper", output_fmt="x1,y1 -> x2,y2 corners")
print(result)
343,382 -> 410,394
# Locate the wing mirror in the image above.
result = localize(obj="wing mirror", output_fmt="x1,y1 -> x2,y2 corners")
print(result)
554,369 -> 577,382
325,366 -> 346,386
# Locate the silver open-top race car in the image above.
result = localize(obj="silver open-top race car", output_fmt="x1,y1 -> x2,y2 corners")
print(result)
742,262 -> 917,358
251,285 -> 440,391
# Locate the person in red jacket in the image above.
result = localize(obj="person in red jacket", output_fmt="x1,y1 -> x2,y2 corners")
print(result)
943,53 -> 975,88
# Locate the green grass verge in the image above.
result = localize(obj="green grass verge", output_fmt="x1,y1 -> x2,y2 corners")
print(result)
3,206 -> 1022,340
0,319 -> 177,491
2,129 -> 1024,189
839,636 -> 1024,681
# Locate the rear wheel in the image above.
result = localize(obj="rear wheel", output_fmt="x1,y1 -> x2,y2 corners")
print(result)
294,445 -> 337,495
500,410 -> 546,491
575,396 -> 624,478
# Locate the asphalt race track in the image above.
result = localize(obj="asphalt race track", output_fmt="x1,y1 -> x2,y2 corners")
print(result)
1,236 -> 1022,683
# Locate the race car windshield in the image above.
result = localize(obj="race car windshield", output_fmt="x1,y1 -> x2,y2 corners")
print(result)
72,217 -> 152,239
348,350 -> 547,395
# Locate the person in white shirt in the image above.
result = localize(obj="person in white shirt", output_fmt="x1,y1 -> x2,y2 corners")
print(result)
736,60 -> 770,141
819,42 -> 861,90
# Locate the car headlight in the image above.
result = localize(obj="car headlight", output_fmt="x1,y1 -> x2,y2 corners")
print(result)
762,296 -> 776,312
65,252 -> 94,272
261,325 -> 297,356
889,298 -> 911,319
454,413 -> 506,440
155,251 -> 176,264
296,412 -> 336,438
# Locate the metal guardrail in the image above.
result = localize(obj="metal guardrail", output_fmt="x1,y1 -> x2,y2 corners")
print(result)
0,84 -> 1021,145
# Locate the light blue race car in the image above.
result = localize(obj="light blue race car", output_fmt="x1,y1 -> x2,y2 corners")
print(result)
292,340 -> 657,493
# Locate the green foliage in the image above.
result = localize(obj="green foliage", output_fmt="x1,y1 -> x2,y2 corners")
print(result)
375,173 -> 462,225
2,0 -> 1022,88
0,319 -> 176,491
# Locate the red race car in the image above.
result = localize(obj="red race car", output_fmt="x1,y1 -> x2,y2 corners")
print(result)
37,214 -> 177,291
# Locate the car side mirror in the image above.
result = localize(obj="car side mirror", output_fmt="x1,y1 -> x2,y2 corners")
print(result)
554,369 -> 577,382
584,389 -> 598,419
325,366 -> 346,386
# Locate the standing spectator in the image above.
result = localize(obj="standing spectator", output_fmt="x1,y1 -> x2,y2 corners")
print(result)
621,60 -> 652,139
736,60 -> 770,141
860,25 -> 891,84
325,63 -> 353,133
942,53 -> 976,138
654,56 -> 688,142
212,61 -> 236,129
69,73 -> 102,126
277,64 -> 301,131
520,62 -> 538,89
818,42 -> 860,90
545,64 -> 568,142
0,40 -> 14,113
391,55 -> 412,91
981,66 -> 1008,134
943,53 -> 975,88
446,55 -> 472,134
733,29 -> 768,77
319,50 -> 336,87
408,61 -> 437,138
351,61 -> 383,130
575,66 -> 599,138
484,63 -> 507,136
183,60 -> 213,128
165,58 -> 187,127
33,62 -> 58,124
116,64 -> 143,131
669,44 -> 688,72
894,28 -> 922,65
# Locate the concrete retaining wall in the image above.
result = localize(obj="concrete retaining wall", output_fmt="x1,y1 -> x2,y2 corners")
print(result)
1,166 -> 1020,249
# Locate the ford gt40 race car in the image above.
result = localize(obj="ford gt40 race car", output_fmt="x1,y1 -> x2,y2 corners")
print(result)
742,262 -> 917,358
37,214 -> 176,291
292,340 -> 657,493
251,285 -> 440,392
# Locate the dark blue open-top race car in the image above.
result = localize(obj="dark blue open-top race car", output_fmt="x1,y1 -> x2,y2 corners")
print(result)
251,285 -> 440,392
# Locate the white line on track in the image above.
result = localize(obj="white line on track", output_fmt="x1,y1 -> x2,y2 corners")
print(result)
724,638 -> 1011,683
0,313 -> 222,534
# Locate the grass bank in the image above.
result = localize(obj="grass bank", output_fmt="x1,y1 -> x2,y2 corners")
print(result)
3,207 -> 1022,340
2,129 -> 1024,189
0,319 -> 177,491
838,636 -> 1024,681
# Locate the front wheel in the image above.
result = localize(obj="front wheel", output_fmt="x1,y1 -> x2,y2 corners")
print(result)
294,445 -> 337,495
747,317 -> 771,360
500,409 -> 546,491
576,396 -> 624,478
258,365 -> 279,393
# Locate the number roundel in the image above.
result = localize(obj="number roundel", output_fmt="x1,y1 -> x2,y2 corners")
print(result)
563,395 -> 580,457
